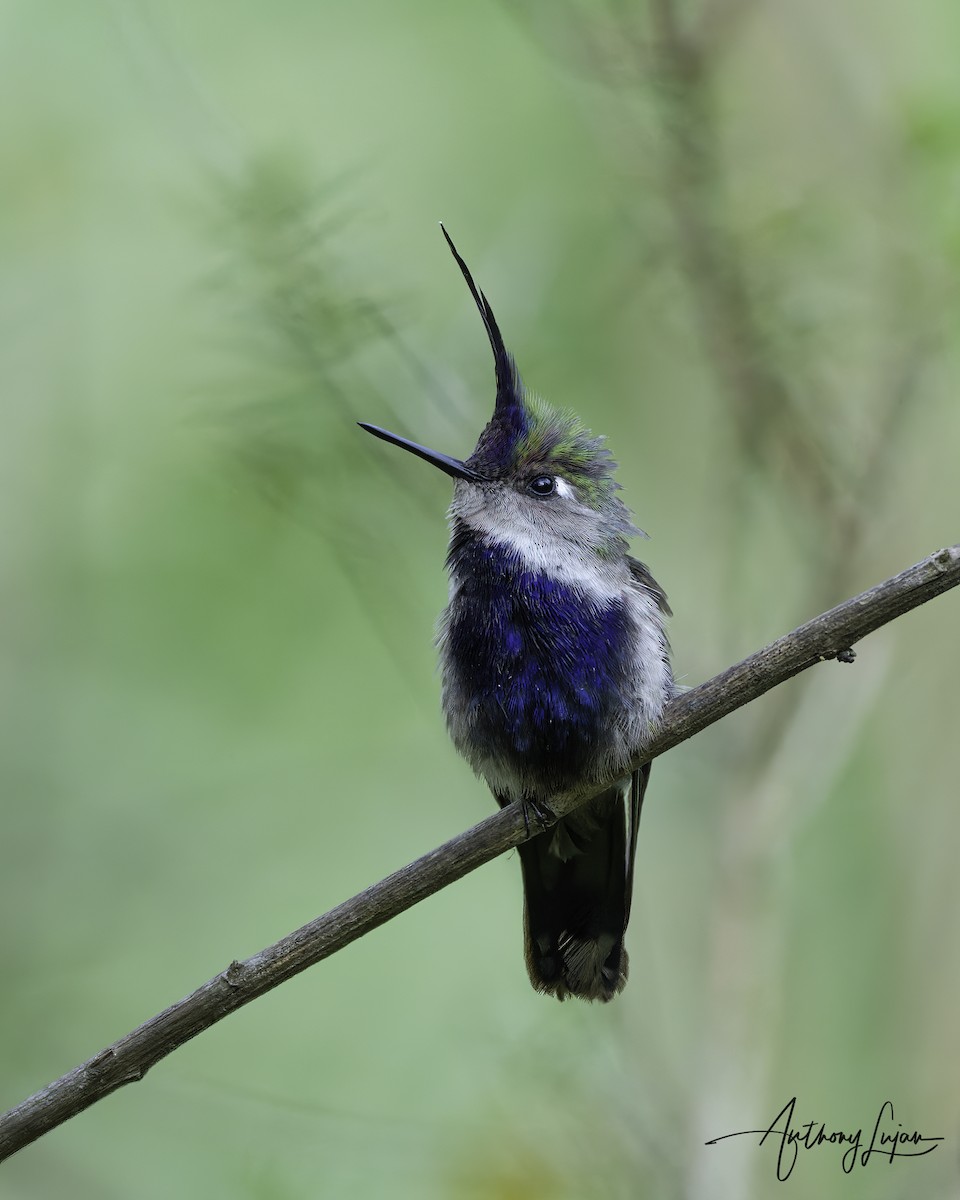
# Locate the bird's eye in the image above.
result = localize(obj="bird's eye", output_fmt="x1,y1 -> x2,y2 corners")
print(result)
527,475 -> 556,497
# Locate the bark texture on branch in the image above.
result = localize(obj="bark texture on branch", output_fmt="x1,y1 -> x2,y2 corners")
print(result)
1,543 -> 957,1163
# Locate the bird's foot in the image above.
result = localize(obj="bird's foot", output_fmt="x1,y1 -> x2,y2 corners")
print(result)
520,796 -> 557,839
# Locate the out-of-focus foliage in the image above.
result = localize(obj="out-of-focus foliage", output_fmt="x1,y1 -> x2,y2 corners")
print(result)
2,2 -> 958,1197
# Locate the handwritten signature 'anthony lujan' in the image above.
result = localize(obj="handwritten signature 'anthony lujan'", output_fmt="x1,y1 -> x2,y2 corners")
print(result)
706,1097 -> 943,1181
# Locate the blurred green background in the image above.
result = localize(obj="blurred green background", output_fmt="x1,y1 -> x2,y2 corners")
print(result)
2,1 -> 959,1197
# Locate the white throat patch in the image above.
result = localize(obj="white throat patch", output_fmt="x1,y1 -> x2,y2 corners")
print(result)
458,513 -> 629,602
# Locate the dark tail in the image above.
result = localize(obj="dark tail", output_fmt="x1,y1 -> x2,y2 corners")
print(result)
515,766 -> 650,1002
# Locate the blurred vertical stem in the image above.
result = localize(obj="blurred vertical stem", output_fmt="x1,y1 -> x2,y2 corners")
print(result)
635,3 -> 917,1197
647,0 -> 840,540
644,10 -> 784,1195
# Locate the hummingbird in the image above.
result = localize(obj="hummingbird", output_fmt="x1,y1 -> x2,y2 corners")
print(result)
360,228 -> 672,1001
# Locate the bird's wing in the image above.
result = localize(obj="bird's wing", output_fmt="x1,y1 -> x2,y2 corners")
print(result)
626,555 -> 672,616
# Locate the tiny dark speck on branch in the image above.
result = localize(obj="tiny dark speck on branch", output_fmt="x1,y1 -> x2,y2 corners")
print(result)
87,1050 -> 115,1075
223,961 -> 245,988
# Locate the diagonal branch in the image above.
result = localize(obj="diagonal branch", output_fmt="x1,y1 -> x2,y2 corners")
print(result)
1,544 -> 958,1162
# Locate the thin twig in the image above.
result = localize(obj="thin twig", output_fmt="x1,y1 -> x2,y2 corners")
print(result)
1,544 -> 957,1163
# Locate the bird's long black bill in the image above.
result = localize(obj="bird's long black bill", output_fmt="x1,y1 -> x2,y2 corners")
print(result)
358,422 -> 483,482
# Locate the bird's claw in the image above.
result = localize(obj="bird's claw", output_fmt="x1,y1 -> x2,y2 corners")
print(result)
520,796 -> 556,839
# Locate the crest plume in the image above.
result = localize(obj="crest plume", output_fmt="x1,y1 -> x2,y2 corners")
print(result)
437,227 -> 631,518
440,224 -> 524,419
